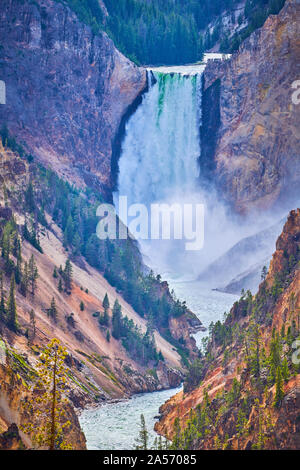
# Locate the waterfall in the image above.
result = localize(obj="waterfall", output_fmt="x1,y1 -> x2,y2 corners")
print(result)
114,69 -> 203,209
113,67 -> 204,276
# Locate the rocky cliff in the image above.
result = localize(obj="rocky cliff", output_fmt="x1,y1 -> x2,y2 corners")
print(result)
200,0 -> 300,213
155,209 -> 300,449
0,141 -> 194,448
0,0 -> 146,200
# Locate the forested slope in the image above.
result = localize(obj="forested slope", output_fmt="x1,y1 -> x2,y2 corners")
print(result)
58,0 -> 286,64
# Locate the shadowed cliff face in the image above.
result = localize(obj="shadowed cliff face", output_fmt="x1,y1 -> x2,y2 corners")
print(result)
0,0 -> 146,200
201,0 -> 300,213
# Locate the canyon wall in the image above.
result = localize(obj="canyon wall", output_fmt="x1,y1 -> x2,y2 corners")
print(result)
0,0 -> 146,200
155,208 -> 300,449
200,0 -> 300,213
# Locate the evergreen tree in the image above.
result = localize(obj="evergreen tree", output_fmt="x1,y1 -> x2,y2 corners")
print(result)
53,267 -> 58,278
281,357 -> 290,382
21,339 -> 72,449
261,265 -> 268,281
20,260 -> 29,297
112,299 -> 122,340
103,307 -> 109,326
25,181 -> 35,213
7,273 -> 18,331
80,301 -> 84,311
0,273 -> 6,323
273,366 -> 284,408
48,297 -> 58,322
58,278 -> 63,293
28,309 -> 36,344
63,259 -> 73,292
28,254 -> 38,295
103,293 -> 110,310
171,417 -> 182,450
63,216 -> 74,247
15,238 -> 22,285
106,329 -> 110,342
135,414 -> 149,450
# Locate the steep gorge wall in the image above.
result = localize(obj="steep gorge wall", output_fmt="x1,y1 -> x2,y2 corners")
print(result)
0,0 -> 146,200
155,209 -> 300,449
200,0 -> 300,213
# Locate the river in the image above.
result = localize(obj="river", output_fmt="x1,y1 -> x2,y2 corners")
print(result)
79,280 -> 238,450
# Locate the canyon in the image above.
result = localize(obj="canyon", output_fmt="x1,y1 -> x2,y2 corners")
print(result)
0,0 -> 299,451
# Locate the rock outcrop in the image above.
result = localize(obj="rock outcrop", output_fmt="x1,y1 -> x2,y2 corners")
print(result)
200,0 -> 300,213
0,0 -> 146,200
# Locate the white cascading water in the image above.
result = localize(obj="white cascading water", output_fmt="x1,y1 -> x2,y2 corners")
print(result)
113,68 -> 204,276
115,70 -> 202,208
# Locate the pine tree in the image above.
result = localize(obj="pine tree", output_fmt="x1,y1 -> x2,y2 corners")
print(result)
63,216 -> 74,247
20,260 -> 29,297
58,278 -> 63,293
28,254 -> 38,295
261,265 -> 268,281
0,272 -> 6,323
135,414 -> 149,450
7,273 -> 18,331
80,301 -> 84,311
103,307 -> 109,326
24,181 -> 35,213
21,338 -> 72,449
281,357 -> 290,382
106,329 -> 110,342
15,238 -> 22,285
273,366 -> 284,408
103,293 -> 110,310
63,259 -> 73,293
112,299 -> 122,339
28,309 -> 36,344
53,267 -> 58,278
171,417 -> 182,450
48,297 -> 58,322
72,232 -> 81,256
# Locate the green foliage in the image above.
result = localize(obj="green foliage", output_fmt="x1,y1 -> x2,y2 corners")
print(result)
21,338 -> 72,449
135,414 -> 149,450
0,124 -> 34,162
111,299 -> 122,340
273,366 -> 284,408
225,0 -> 286,52
6,273 -> 18,331
111,299 -> 160,365
63,259 -> 73,293
106,329 -> 110,342
47,297 -> 58,322
28,254 -> 38,296
59,0 -> 285,65
102,293 -> 110,310
184,358 -> 203,392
